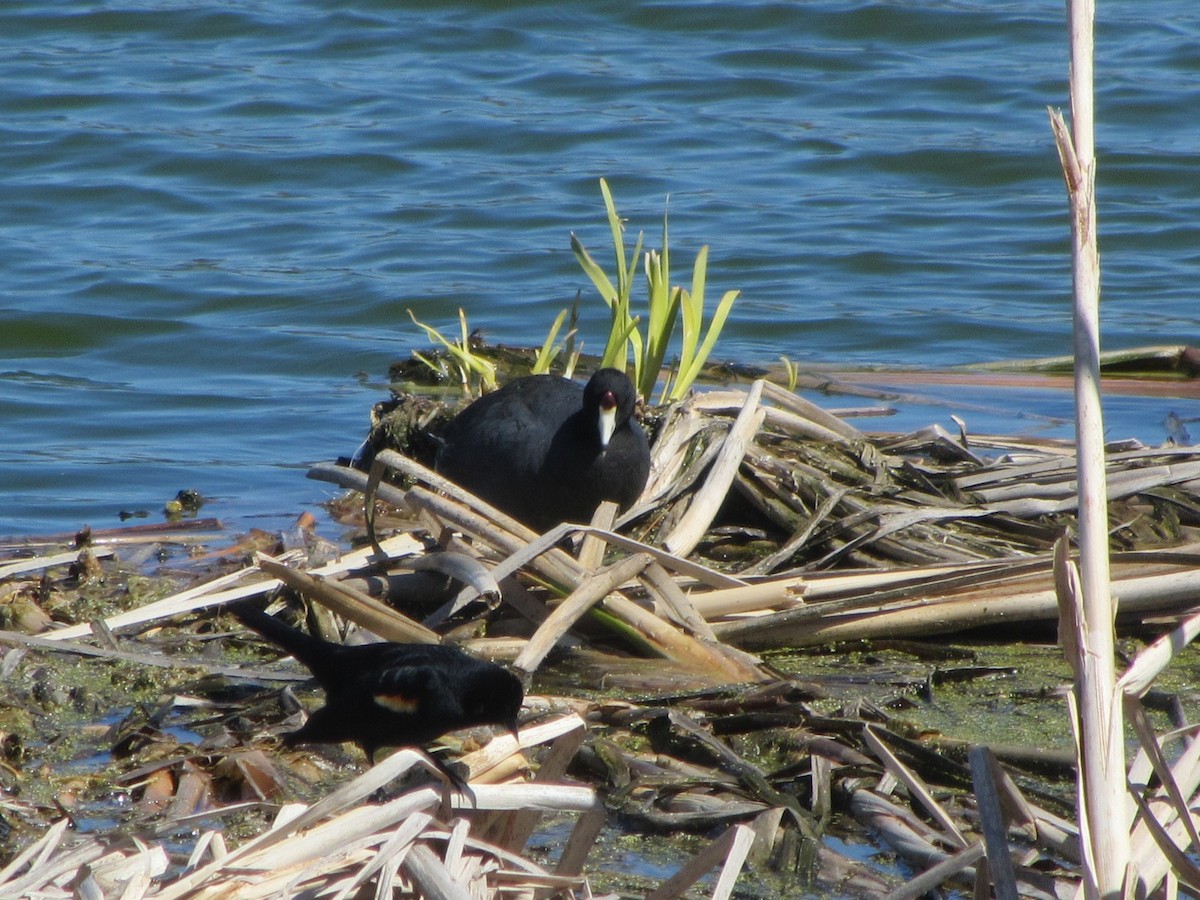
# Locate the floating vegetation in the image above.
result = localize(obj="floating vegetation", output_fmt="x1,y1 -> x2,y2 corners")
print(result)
406,307 -> 497,395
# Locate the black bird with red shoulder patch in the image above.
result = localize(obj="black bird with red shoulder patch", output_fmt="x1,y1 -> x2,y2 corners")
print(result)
228,601 -> 524,763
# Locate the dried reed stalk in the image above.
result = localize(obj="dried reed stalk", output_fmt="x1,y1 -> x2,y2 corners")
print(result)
43,533 -> 423,642
0,547 -> 115,579
1050,0 -> 1127,892
644,823 -> 755,900
664,379 -> 766,557
256,553 -> 440,644
714,556 -> 1200,648
515,552 -> 656,674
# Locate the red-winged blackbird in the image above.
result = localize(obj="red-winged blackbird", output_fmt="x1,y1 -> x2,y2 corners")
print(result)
228,601 -> 524,764
435,368 -> 650,531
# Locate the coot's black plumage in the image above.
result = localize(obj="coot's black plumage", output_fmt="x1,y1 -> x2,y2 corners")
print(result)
435,367 -> 650,531
229,601 -> 524,763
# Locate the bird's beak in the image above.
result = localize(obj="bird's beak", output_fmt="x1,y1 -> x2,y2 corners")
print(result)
507,719 -> 521,742
598,395 -> 618,449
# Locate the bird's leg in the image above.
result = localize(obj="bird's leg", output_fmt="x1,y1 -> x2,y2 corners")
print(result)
423,749 -> 476,807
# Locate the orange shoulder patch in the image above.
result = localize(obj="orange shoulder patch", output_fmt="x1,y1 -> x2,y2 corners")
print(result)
374,693 -> 420,714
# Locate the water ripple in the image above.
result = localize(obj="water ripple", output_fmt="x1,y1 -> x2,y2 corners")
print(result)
1,0 -> 1197,534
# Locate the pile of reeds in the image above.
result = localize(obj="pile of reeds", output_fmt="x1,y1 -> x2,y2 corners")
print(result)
4,376 -> 1200,897
334,375 -> 1200,647
0,722 -> 610,899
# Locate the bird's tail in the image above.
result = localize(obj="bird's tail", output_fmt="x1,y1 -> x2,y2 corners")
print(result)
227,600 -> 341,685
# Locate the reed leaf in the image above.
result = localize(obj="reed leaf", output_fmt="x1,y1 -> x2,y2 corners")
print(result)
680,244 -> 708,367
642,244 -> 682,402
600,177 -> 643,306
601,312 -> 642,372
670,245 -> 740,400
574,178 -> 647,376
627,306 -> 646,383
531,308 -> 572,375
572,229 -> 642,373
570,232 -> 618,307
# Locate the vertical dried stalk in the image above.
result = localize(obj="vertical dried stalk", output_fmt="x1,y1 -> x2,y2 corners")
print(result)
1049,0 -> 1128,895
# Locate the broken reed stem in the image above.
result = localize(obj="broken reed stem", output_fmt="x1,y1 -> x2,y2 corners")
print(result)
639,560 -> 719,641
0,547 -> 116,580
1125,723 -> 1200,896
1118,605 -> 1200,698
967,747 -> 1020,900
596,594 -> 773,684
577,501 -> 618,570
515,552 -> 655,675
374,449 -> 540,544
405,552 -> 500,602
664,379 -> 766,557
43,535 -> 424,642
759,379 -> 866,442
882,843 -> 986,900
307,461 -> 410,508
863,725 -> 967,850
561,525 -> 745,589
403,486 -> 579,589
644,823 -> 755,900
256,554 -> 440,644
714,563 -> 1200,649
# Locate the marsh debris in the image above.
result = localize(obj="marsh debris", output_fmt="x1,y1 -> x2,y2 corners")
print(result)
4,373 -> 1200,897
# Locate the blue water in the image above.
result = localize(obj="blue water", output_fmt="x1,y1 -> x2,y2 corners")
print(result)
2,2 -> 1198,537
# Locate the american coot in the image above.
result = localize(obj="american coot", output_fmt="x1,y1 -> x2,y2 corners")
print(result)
435,367 -> 650,531
229,601 -> 523,764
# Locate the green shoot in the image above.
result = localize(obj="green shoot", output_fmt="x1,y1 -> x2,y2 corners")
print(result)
571,178 -> 645,376
642,243 -> 682,401
407,308 -> 497,394
669,245 -> 740,401
573,178 -> 740,403
780,356 -> 799,393
560,296 -> 582,379
531,308 -> 573,375
563,344 -> 582,380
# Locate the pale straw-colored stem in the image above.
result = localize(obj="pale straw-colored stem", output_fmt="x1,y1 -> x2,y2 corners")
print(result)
1050,1 -> 1128,893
